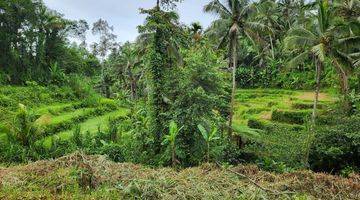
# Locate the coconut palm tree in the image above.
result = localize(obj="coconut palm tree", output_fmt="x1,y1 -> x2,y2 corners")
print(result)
204,0 -> 265,134
115,42 -> 143,100
284,0 -> 358,123
254,0 -> 281,59
334,0 -> 360,68
190,22 -> 203,43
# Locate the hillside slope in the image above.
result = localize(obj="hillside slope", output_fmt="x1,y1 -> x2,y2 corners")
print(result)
0,152 -> 359,200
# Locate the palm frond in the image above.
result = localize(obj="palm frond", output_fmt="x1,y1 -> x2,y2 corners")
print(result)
311,43 -> 326,62
338,36 -> 360,49
284,35 -> 316,50
246,21 -> 271,33
349,52 -> 360,58
288,27 -> 318,40
204,0 -> 232,18
239,2 -> 254,19
287,51 -> 310,68
331,52 -> 353,75
205,18 -> 231,38
232,124 -> 263,141
354,59 -> 360,67
217,31 -> 230,50
244,29 -> 266,48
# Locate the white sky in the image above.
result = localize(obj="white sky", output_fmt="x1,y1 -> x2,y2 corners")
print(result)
43,0 -> 216,44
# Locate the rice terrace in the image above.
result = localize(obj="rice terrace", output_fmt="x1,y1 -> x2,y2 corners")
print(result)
0,0 -> 359,199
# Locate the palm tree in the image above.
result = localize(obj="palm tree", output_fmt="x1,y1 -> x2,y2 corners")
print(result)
204,0 -> 264,134
334,0 -> 360,32
334,0 -> 360,71
284,0 -> 357,123
117,43 -> 142,100
254,0 -> 281,60
190,22 -> 203,43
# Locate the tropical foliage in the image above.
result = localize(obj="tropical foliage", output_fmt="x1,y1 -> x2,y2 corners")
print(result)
0,0 -> 359,180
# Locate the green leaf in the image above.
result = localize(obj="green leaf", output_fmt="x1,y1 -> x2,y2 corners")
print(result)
209,127 -> 218,140
197,124 -> 208,141
211,136 -> 220,141
169,121 -> 177,136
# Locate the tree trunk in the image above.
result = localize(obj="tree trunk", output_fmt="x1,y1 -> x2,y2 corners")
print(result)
128,65 -> 137,100
228,36 -> 237,135
304,58 -> 322,168
333,59 -> 351,113
206,143 -> 210,163
131,78 -> 137,100
311,58 -> 322,126
269,34 -> 275,59
156,0 -> 160,9
150,9 -> 168,154
172,144 -> 176,167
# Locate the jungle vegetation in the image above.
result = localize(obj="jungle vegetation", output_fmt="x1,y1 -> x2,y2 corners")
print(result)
0,0 -> 359,198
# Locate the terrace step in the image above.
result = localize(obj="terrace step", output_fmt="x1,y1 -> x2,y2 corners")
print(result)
41,109 -> 128,148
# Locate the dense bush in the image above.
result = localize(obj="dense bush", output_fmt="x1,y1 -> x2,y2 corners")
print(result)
310,115 -> 360,173
271,110 -> 311,124
166,44 -> 229,166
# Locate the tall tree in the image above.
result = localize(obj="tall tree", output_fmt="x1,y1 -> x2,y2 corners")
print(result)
91,19 -> 118,97
113,42 -> 142,100
284,0 -> 358,123
91,19 -> 117,59
204,0 -> 264,134
138,0 -> 182,153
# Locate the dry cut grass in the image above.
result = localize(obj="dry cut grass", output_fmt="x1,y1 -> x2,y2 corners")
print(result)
0,152 -> 359,200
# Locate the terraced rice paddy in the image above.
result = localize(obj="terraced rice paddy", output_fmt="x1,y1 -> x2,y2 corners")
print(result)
232,89 -> 337,167
1,87 -> 335,164
0,91 -> 129,149
42,109 -> 128,148
233,89 -> 336,126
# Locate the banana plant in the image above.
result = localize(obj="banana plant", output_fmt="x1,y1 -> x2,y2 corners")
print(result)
197,124 -> 220,163
162,121 -> 183,167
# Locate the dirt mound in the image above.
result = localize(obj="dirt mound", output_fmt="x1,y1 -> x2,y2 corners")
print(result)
0,152 -> 359,199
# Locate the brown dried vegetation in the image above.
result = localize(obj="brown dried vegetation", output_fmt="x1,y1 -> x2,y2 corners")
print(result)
0,152 -> 359,199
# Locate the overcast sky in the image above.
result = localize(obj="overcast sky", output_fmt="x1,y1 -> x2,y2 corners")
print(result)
43,0 -> 216,44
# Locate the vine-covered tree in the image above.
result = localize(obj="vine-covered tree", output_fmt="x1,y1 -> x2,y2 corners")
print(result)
138,0 -> 183,153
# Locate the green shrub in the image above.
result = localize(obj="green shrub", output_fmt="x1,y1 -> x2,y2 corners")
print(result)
248,118 -> 304,132
247,119 -> 267,130
271,110 -> 311,124
71,125 -> 83,147
100,142 -> 124,162
349,90 -> 360,114
309,115 -> 360,173
0,72 -> 9,85
243,123 -> 308,169
44,137 -> 76,159
49,62 -> 68,86
0,94 -> 15,108
257,157 -> 292,173
292,102 -> 324,110
68,75 -> 97,99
